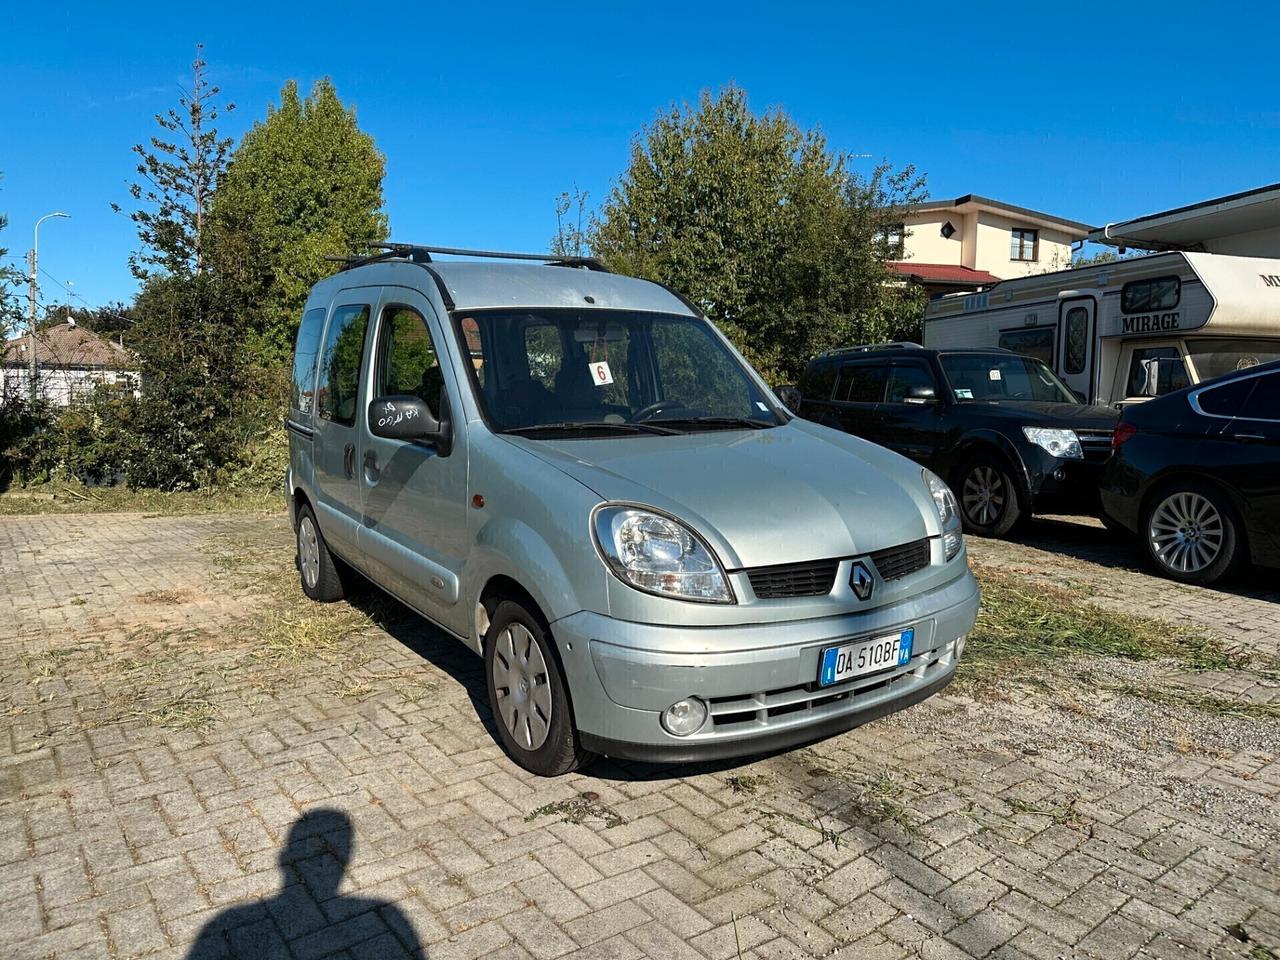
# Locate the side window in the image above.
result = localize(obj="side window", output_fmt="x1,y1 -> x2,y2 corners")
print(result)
1239,372 -> 1278,420
291,307 -> 327,415
1122,276 -> 1180,313
1063,307 -> 1089,375
1126,346 -> 1190,398
800,364 -> 837,401
884,364 -> 936,403
316,304 -> 370,426
1196,377 -> 1257,417
374,306 -> 443,418
998,328 -> 1054,367
836,364 -> 887,403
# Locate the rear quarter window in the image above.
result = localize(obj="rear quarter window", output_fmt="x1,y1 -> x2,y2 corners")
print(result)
1195,377 -> 1256,417
291,307 -> 328,415
799,364 -> 837,401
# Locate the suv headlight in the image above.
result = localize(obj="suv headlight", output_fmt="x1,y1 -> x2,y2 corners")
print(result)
592,505 -> 734,603
1022,427 -> 1082,460
923,469 -> 963,561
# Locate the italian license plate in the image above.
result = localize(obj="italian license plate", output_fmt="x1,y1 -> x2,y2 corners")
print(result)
818,627 -> 914,687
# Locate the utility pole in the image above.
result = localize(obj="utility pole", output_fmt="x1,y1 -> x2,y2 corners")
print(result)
27,212 -> 69,402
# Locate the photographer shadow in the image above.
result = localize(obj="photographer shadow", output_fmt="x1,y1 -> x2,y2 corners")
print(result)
186,808 -> 424,959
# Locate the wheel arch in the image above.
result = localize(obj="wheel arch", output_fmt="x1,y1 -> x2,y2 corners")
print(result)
950,431 -> 1031,505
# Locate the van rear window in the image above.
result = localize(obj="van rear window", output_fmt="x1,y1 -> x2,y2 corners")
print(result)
291,307 -> 327,414
1121,275 -> 1180,313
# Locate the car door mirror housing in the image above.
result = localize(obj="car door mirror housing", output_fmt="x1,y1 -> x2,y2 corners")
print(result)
904,384 -> 938,404
776,385 -> 803,414
369,395 -> 451,454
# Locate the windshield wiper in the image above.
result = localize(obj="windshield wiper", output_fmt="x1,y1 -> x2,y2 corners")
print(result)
502,421 -> 681,437
648,415 -> 776,430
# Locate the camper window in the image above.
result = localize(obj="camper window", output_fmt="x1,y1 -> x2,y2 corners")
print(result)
997,328 -> 1054,366
1125,346 -> 1190,398
1185,338 -> 1280,382
1063,307 -> 1090,375
1121,276 -> 1180,314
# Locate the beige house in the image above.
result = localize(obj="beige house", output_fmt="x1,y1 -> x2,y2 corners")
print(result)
887,194 -> 1093,297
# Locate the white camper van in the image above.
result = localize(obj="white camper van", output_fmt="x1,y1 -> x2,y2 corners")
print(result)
923,252 -> 1280,407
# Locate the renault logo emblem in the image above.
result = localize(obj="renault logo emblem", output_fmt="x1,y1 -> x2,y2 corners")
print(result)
850,561 -> 875,601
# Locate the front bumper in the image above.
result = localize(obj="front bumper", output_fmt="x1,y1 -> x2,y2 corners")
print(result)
551,567 -> 979,762
1024,450 -> 1106,516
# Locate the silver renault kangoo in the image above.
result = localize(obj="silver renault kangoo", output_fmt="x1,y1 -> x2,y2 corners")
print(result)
287,245 -> 980,775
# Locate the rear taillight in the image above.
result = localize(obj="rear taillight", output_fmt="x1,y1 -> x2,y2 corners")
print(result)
1112,422 -> 1138,449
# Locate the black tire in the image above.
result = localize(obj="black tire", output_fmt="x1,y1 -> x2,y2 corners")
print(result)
956,454 -> 1024,537
295,504 -> 347,602
484,600 -> 593,777
1141,481 -> 1241,585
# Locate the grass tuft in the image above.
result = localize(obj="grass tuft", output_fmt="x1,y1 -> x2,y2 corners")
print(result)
526,793 -> 625,829
959,565 -> 1248,690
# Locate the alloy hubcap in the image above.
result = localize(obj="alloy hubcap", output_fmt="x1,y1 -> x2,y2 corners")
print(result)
962,466 -> 1006,527
1149,492 -> 1224,574
298,517 -> 320,589
492,623 -> 552,750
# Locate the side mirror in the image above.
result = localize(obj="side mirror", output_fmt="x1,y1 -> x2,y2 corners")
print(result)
776,385 -> 803,414
904,384 -> 938,405
368,395 -> 452,455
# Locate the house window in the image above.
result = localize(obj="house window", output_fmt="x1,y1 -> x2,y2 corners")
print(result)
1010,228 -> 1038,262
875,224 -> 905,259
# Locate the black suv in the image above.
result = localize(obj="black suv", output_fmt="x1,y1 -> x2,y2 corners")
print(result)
789,344 -> 1118,536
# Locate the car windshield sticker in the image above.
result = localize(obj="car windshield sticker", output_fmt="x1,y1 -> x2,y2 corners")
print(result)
589,361 -> 614,386
956,388 -> 973,399
755,401 -> 769,412
988,368 -> 1002,381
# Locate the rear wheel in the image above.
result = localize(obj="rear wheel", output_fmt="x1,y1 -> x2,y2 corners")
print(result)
1142,482 -> 1240,585
296,505 -> 346,602
957,455 -> 1023,537
484,600 -> 593,777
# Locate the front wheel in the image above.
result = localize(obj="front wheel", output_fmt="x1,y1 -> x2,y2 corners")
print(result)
296,505 -> 347,602
1142,483 -> 1240,585
484,601 -> 593,777
957,456 -> 1023,537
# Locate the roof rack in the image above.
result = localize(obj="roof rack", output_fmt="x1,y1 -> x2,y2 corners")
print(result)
329,243 -> 611,273
818,341 -> 924,358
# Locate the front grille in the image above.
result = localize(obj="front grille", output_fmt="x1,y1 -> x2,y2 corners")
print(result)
746,559 -> 840,600
1076,429 -> 1115,463
868,538 -> 931,582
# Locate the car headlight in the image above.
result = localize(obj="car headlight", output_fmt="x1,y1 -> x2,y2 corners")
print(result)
592,505 -> 734,603
923,469 -> 963,561
1022,427 -> 1082,460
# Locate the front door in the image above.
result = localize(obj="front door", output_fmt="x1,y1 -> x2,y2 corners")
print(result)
358,288 -> 469,627
312,299 -> 375,559
875,359 -> 949,470
1057,296 -> 1096,402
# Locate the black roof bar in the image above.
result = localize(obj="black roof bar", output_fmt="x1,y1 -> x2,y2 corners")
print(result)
335,243 -> 611,273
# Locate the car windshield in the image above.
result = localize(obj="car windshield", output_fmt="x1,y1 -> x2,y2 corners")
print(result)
453,309 -> 781,435
940,353 -> 1078,403
1185,338 -> 1280,381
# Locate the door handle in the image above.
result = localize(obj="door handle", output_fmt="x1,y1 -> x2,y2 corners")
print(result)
342,443 -> 355,478
1231,434 -> 1264,442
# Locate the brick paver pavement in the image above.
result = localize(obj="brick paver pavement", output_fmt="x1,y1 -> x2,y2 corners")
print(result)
1,512 -> 1277,959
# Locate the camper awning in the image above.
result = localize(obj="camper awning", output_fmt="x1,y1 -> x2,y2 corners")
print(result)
1089,183 -> 1280,253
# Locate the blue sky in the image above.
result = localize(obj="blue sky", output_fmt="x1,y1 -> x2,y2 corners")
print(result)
2,1 -> 1278,311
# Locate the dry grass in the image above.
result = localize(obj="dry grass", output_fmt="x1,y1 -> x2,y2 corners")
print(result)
0,481 -> 281,516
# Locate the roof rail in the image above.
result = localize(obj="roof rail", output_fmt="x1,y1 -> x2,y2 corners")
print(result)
330,243 -> 611,273
818,341 -> 924,358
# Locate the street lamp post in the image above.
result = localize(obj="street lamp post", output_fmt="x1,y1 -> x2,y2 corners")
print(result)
28,212 -> 70,402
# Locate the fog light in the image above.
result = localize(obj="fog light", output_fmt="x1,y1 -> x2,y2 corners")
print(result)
661,697 -> 708,737
1052,468 -> 1066,482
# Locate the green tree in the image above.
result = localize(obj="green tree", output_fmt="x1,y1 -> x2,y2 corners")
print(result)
210,78 -> 388,361
0,173 -> 26,342
123,273 -> 247,489
591,86 -> 925,381
112,45 -> 235,278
